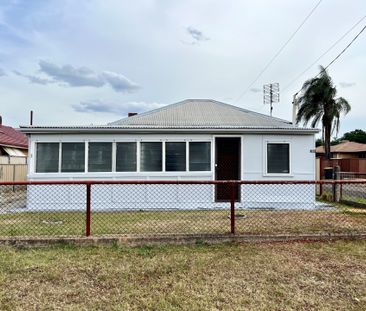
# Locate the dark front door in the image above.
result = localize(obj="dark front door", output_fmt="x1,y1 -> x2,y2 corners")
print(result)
215,137 -> 241,201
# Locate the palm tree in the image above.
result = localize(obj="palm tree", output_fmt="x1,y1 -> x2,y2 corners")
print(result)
296,66 -> 351,160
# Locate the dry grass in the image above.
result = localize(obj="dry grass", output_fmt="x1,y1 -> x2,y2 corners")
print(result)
0,207 -> 365,237
0,240 -> 365,310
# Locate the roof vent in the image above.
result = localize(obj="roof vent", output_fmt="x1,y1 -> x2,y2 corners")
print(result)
0,115 -> 2,126
128,112 -> 138,117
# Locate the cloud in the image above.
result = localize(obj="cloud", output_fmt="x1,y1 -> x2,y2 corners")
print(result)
72,100 -> 162,115
339,82 -> 356,88
186,26 -> 209,42
39,60 -> 104,87
250,87 -> 262,93
0,68 -> 6,76
16,60 -> 140,92
101,71 -> 139,92
13,70 -> 52,85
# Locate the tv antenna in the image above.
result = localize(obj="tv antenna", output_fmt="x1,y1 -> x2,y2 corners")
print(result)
263,83 -> 280,116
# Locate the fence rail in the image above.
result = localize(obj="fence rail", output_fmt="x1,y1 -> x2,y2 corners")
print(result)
0,180 -> 365,239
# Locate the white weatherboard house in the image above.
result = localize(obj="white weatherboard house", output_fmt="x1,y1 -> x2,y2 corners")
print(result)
21,99 -> 318,210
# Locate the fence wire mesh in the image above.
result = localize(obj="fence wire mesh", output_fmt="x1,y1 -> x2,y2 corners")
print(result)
0,180 -> 365,238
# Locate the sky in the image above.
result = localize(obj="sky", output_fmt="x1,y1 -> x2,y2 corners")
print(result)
0,0 -> 365,137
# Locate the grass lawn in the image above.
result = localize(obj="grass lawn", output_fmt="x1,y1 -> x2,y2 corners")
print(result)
0,240 -> 365,310
0,206 -> 366,237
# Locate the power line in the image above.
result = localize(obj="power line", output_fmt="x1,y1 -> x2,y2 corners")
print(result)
283,15 -> 366,93
234,0 -> 323,102
324,24 -> 366,70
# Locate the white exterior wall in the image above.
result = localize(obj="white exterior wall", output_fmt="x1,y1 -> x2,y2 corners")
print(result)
26,132 -> 316,210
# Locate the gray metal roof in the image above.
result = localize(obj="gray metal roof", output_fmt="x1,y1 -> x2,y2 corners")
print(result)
20,99 -> 319,134
109,99 -> 294,128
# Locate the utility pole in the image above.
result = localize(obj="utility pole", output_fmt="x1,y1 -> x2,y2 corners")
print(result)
292,92 -> 298,127
263,83 -> 279,117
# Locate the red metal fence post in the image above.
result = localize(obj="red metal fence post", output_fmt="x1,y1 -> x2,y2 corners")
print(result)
86,183 -> 91,237
230,182 -> 235,234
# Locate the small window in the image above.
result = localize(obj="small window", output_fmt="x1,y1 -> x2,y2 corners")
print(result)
116,142 -> 137,172
61,143 -> 85,173
166,142 -> 186,171
88,142 -> 112,172
140,142 -> 162,172
189,142 -> 211,171
267,143 -> 290,174
36,143 -> 59,173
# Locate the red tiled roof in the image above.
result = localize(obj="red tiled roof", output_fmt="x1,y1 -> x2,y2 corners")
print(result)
0,125 -> 28,149
316,141 -> 366,154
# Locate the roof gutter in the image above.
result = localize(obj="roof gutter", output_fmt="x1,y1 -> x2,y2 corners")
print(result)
20,127 -> 319,135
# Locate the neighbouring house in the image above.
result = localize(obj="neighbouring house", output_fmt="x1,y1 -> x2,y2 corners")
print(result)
316,141 -> 366,159
0,118 -> 28,181
0,117 -> 28,158
316,141 -> 366,176
20,99 -> 319,210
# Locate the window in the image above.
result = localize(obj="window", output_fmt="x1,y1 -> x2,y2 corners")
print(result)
61,143 -> 85,173
166,142 -> 186,171
36,143 -> 59,173
267,143 -> 290,174
140,142 -> 162,171
189,142 -> 211,171
116,142 -> 137,172
88,142 -> 112,172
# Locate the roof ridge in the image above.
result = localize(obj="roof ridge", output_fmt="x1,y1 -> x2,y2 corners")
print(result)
109,99 -> 292,126
108,99 -> 191,125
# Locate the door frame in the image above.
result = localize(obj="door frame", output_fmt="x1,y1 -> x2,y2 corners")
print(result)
213,135 -> 243,202
213,135 -> 243,180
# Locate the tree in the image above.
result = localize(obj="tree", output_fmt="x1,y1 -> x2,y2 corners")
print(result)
342,129 -> 366,144
296,66 -> 351,159
315,138 -> 323,147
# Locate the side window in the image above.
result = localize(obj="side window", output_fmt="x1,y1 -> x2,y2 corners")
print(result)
61,143 -> 85,172
88,142 -> 112,172
189,142 -> 211,171
36,143 -> 59,173
116,142 -> 137,172
165,142 -> 186,171
267,143 -> 290,174
140,142 -> 162,172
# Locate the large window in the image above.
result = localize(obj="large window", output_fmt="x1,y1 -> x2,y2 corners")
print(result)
88,142 -> 112,172
36,143 -> 59,173
116,142 -> 137,172
61,143 -> 85,173
166,142 -> 186,171
189,142 -> 211,171
267,143 -> 290,174
140,142 -> 162,171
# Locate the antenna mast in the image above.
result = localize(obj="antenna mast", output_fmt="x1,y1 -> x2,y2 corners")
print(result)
263,83 -> 280,116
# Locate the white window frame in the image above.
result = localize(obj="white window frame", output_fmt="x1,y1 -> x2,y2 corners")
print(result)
165,141 -> 187,172
34,141 -> 61,174
87,141 -> 114,173
115,140 -> 138,173
139,140 -> 164,173
188,140 -> 213,173
264,141 -> 292,176
60,142 -> 86,173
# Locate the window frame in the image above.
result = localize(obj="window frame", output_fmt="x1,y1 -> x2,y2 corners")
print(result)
165,141 -> 187,172
35,142 -> 60,173
139,141 -> 163,172
264,141 -> 292,176
60,142 -> 86,173
87,141 -> 113,173
115,141 -> 137,172
188,141 -> 212,172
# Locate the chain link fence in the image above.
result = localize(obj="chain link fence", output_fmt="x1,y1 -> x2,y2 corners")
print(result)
0,180 -> 365,238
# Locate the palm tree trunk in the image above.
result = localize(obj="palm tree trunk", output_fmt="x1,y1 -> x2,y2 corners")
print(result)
324,124 -> 332,160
